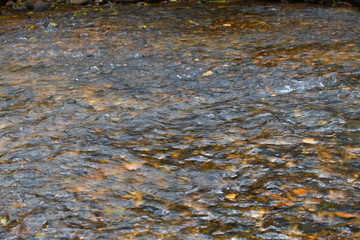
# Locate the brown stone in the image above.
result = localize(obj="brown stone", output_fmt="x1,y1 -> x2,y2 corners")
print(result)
70,0 -> 90,4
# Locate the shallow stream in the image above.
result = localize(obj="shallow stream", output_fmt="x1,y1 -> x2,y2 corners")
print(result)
0,1 -> 359,239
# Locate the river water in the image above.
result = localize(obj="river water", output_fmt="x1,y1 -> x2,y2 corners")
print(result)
0,1 -> 359,239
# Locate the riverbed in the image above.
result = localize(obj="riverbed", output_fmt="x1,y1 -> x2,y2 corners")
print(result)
0,1 -> 359,239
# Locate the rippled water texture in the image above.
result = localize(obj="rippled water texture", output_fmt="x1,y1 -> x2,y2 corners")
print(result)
0,2 -> 359,239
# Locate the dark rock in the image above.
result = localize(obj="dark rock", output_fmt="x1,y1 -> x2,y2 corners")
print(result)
24,1 -> 34,9
5,1 -> 15,8
349,0 -> 360,6
70,0 -> 90,4
33,1 -> 49,12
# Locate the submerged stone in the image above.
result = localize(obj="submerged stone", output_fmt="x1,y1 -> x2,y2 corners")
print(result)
34,1 -> 49,11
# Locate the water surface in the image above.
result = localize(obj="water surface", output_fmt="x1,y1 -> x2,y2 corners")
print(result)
0,2 -> 359,239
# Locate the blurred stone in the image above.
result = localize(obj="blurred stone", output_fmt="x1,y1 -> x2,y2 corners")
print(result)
13,4 -> 28,11
5,1 -> 15,8
34,1 -> 49,12
350,0 -> 360,6
70,0 -> 90,4
24,1 -> 34,9
136,1 -> 146,6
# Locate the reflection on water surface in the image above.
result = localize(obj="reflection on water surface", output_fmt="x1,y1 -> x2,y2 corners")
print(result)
0,1 -> 359,239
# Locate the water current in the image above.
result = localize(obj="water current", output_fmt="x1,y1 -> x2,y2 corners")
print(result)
0,1 -> 359,239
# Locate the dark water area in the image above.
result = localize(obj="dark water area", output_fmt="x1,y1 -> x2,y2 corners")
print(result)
0,1 -> 359,239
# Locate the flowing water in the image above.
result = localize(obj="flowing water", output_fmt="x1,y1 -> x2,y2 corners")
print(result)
0,1 -> 359,239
